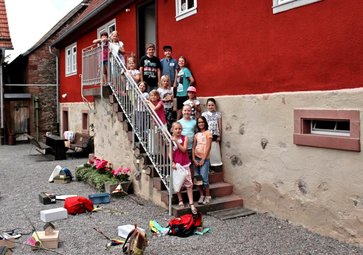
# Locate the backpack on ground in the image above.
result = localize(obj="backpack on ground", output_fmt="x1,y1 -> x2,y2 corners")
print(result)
168,212 -> 202,237
122,224 -> 148,255
64,196 -> 94,215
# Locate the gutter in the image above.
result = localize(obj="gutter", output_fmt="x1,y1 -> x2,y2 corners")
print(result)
49,46 -> 60,132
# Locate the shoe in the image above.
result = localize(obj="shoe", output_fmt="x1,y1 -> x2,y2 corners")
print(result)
190,203 -> 197,214
198,196 -> 205,204
203,196 -> 211,205
178,200 -> 185,209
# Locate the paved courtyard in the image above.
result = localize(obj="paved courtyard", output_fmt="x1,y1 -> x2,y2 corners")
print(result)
0,143 -> 362,254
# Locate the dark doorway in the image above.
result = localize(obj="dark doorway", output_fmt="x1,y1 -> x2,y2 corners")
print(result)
137,0 -> 156,59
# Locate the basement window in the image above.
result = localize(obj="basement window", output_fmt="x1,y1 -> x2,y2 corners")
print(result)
311,120 -> 350,137
272,0 -> 322,14
293,109 -> 360,152
176,0 -> 197,21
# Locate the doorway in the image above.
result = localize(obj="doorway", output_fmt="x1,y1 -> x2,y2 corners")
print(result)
137,0 -> 156,58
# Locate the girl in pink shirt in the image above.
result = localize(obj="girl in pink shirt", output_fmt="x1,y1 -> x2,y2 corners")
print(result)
147,90 -> 167,126
171,122 -> 197,214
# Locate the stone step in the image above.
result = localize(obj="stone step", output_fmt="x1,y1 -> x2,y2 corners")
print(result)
160,181 -> 234,206
171,194 -> 243,217
207,207 -> 256,220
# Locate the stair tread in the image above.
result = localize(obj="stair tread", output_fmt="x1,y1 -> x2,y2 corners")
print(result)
207,207 -> 256,220
172,194 -> 243,210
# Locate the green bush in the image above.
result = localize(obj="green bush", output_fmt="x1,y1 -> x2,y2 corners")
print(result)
75,165 -> 118,192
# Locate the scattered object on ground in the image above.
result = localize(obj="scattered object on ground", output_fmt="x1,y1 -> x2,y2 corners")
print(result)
39,192 -> 56,205
207,207 -> 256,220
149,220 -> 169,236
0,246 -> 12,255
40,208 -> 68,222
53,175 -> 72,184
122,224 -> 148,255
0,233 -> 15,249
92,228 -> 124,249
44,223 -> 56,236
33,230 -> 60,249
194,228 -> 211,235
64,196 -> 93,215
168,212 -> 203,238
55,195 -> 77,200
49,165 -> 62,182
118,225 -> 145,239
88,192 -> 111,204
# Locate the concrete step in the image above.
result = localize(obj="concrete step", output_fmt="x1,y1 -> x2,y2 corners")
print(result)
207,207 -> 256,220
160,181 -> 234,206
171,194 -> 243,217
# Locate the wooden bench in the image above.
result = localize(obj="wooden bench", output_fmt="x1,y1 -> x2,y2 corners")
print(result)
25,134 -> 52,155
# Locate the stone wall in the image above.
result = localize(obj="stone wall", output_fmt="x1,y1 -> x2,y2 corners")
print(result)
210,88 -> 363,245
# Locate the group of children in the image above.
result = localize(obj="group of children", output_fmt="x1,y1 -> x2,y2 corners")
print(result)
93,33 -> 223,214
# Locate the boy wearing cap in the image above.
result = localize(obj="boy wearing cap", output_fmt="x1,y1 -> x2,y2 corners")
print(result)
139,43 -> 161,92
183,86 -> 201,119
160,45 -> 179,89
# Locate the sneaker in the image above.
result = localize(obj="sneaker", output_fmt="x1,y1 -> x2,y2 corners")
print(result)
203,196 -> 211,205
198,196 -> 205,204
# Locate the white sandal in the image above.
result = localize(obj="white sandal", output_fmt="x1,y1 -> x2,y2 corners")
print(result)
198,196 -> 205,204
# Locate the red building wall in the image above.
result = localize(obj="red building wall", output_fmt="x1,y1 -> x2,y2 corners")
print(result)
60,0 -> 363,101
157,0 -> 363,96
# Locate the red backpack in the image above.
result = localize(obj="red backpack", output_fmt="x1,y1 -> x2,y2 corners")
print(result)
168,212 -> 202,237
64,196 -> 94,215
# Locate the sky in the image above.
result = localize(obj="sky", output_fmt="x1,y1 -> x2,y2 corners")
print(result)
5,0 -> 82,62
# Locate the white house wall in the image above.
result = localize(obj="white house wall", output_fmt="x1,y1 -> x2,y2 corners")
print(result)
212,88 -> 363,245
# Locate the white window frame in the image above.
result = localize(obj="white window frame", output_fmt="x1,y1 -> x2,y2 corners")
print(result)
96,19 -> 116,38
175,0 -> 197,21
272,0 -> 321,14
311,120 -> 350,137
65,43 -> 77,76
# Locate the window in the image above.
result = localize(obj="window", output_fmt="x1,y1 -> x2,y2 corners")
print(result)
272,0 -> 321,14
97,19 -> 116,38
176,0 -> 197,21
293,109 -> 360,152
82,111 -> 89,133
311,120 -> 350,137
66,43 -> 77,76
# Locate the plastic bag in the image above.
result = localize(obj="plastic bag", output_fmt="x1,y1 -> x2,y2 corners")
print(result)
173,163 -> 188,193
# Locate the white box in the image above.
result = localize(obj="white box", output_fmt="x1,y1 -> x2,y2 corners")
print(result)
34,230 -> 59,249
40,208 -> 68,222
117,225 -> 145,239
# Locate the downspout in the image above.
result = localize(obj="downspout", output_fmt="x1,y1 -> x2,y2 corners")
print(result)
49,46 -> 60,133
0,50 -> 4,145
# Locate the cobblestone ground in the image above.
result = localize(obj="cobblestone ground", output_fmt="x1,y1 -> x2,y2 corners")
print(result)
0,144 -> 362,255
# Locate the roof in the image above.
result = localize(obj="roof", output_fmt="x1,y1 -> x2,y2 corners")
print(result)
22,0 -> 89,56
0,0 -> 13,49
52,0 -> 133,47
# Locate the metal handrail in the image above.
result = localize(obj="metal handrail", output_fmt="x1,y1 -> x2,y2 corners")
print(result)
94,43 -> 174,215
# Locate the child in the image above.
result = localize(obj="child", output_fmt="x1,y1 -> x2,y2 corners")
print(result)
109,30 -> 125,65
202,98 -> 223,167
176,56 -> 194,120
136,81 -> 149,133
146,90 -> 167,126
183,86 -> 201,119
160,45 -> 179,89
93,31 -> 109,84
192,116 -> 212,205
127,54 -> 140,83
139,43 -> 161,92
178,105 -> 196,162
157,75 -> 174,129
170,122 -> 197,214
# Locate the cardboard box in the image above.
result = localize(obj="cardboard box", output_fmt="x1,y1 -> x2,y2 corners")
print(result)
40,208 -> 67,222
0,233 -> 15,249
33,230 -> 59,249
0,246 -> 12,255
53,175 -> 71,184
117,225 -> 145,239
39,192 -> 56,205
88,193 -> 110,204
